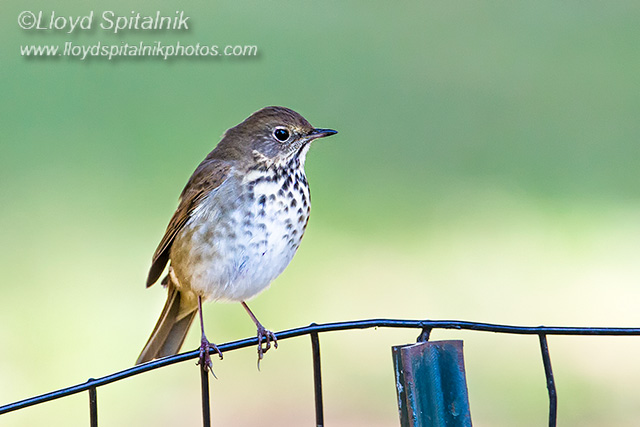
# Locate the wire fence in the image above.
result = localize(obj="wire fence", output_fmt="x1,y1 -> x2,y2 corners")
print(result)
2,318 -> 640,426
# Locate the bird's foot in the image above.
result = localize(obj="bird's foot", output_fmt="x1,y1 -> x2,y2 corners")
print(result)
197,336 -> 223,376
256,325 -> 278,370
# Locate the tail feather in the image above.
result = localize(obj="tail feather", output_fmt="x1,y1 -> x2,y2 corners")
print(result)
136,281 -> 198,365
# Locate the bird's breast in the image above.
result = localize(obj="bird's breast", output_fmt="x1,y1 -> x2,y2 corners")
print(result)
171,166 -> 311,302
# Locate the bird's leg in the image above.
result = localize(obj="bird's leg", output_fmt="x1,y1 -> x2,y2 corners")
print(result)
241,301 -> 278,367
197,296 -> 222,375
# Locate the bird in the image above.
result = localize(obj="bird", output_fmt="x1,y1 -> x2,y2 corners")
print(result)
136,106 -> 337,371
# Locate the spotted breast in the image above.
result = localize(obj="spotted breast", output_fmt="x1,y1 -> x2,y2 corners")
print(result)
169,154 -> 311,302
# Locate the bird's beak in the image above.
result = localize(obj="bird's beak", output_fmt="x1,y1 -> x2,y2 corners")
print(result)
307,128 -> 338,141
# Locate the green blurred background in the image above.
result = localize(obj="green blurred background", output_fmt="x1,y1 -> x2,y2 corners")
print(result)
2,0 -> 640,425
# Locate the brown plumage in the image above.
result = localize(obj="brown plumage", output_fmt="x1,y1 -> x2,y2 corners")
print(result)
136,106 -> 337,370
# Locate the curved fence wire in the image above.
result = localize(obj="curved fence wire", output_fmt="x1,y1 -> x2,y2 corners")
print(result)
2,318 -> 640,427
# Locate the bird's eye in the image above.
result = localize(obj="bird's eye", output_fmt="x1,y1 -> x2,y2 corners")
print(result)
273,127 -> 290,142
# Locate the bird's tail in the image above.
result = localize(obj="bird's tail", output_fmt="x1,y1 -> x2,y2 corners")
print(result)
136,280 -> 199,365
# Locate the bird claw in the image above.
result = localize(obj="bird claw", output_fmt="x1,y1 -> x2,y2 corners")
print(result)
198,337 -> 223,378
256,326 -> 278,370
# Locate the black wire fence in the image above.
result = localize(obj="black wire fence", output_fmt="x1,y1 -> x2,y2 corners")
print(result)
2,319 -> 640,427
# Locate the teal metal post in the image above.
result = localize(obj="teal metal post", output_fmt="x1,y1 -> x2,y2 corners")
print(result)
392,340 -> 472,427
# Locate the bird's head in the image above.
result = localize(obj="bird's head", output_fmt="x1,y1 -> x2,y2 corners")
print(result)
218,106 -> 337,168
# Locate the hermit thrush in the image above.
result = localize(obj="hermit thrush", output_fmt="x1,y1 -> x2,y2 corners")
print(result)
136,106 -> 337,371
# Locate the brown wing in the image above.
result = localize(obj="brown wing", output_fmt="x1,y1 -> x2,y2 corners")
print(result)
146,159 -> 232,287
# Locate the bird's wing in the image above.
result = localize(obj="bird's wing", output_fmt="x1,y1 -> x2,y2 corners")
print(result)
146,159 -> 232,287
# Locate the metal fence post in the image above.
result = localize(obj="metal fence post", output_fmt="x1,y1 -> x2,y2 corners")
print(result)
88,383 -> 97,427
538,334 -> 557,427
200,364 -> 211,427
310,331 -> 324,427
393,340 -> 472,427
